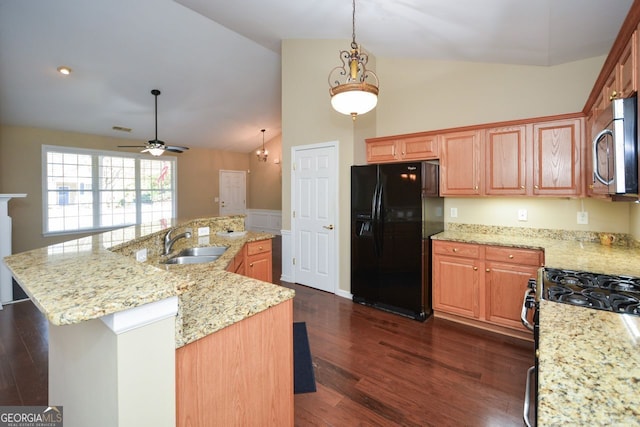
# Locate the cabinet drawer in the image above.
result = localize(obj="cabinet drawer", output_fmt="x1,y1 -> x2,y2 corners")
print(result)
246,239 -> 272,256
485,246 -> 542,266
433,241 -> 481,258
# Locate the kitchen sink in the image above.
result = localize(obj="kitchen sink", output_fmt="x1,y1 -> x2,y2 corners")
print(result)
176,246 -> 228,257
162,255 -> 220,265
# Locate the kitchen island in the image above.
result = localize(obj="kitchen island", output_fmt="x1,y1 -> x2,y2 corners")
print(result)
3,216 -> 295,427
433,225 -> 640,426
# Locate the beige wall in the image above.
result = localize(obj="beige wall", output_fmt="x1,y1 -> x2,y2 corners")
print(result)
375,56 -> 607,135
0,125 -> 278,253
446,197 -> 632,233
248,133 -> 282,210
281,39 -> 378,293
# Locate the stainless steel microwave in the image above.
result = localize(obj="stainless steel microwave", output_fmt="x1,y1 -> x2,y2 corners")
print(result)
592,94 -> 638,196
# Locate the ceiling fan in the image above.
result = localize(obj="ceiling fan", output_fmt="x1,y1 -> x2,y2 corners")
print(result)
118,89 -> 189,156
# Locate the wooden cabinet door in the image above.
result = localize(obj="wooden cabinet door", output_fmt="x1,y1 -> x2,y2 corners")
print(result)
485,262 -> 538,331
439,130 -> 482,195
485,126 -> 527,195
618,32 -> 637,99
532,118 -> 583,196
433,241 -> 481,318
245,240 -> 272,282
366,140 -> 398,163
401,135 -> 439,160
600,68 -> 618,111
433,254 -> 480,318
246,254 -> 271,282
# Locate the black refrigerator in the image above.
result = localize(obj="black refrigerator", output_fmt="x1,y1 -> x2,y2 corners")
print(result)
351,162 -> 444,321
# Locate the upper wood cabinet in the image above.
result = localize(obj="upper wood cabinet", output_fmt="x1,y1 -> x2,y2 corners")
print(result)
595,30 -> 638,113
532,118 -> 583,196
366,134 -> 438,163
439,130 -> 482,196
439,117 -> 583,197
484,125 -> 528,196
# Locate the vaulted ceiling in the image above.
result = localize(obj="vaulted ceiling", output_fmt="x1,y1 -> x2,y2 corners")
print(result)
0,0 -> 633,152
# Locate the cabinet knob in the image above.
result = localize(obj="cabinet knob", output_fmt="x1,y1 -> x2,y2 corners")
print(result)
249,263 -> 254,267
474,186 -> 478,190
508,254 -> 514,259
473,266 -> 478,271
534,185 -> 539,189
452,248 -> 458,252
589,184 -> 594,189
520,186 -> 525,189
610,90 -> 618,101
485,268 -> 491,272
259,246 -> 263,250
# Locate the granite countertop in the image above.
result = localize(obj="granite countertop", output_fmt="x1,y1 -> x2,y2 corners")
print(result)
4,217 -> 295,349
151,231 -> 295,348
432,230 -> 640,277
432,227 -> 640,425
538,302 -> 640,425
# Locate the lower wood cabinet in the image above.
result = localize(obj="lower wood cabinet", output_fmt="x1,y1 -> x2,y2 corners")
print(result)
433,240 -> 543,337
226,239 -> 273,283
245,239 -> 272,282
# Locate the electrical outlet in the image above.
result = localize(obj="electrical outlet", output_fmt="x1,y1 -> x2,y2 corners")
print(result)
198,226 -> 210,236
450,208 -> 458,218
135,248 -> 147,262
518,209 -> 528,221
577,211 -> 589,225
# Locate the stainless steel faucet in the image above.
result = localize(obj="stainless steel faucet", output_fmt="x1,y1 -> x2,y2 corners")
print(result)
163,229 -> 192,255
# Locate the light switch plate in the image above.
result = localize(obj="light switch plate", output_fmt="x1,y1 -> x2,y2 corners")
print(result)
577,211 -> 589,224
135,248 -> 147,262
517,209 -> 528,221
198,226 -> 210,236
450,208 -> 458,218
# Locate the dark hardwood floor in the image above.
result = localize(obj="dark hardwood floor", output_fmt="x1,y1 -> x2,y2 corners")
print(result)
0,236 -> 532,426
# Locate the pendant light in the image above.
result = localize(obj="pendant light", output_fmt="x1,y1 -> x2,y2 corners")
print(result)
256,129 -> 268,162
328,0 -> 379,120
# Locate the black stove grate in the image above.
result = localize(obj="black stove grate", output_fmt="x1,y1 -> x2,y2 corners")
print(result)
542,268 -> 640,316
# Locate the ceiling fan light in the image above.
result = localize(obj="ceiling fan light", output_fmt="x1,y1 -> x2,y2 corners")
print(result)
57,66 -> 72,75
148,147 -> 165,156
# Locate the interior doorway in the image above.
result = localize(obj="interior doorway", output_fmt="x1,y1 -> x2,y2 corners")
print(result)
291,141 -> 338,293
219,170 -> 246,215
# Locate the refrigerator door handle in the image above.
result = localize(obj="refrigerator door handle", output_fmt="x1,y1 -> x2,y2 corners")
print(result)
374,183 -> 384,256
372,181 -> 381,256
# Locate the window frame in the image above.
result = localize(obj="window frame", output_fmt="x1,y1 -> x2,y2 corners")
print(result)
41,145 -> 178,236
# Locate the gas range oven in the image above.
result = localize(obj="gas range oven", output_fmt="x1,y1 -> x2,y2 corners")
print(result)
520,267 -> 640,427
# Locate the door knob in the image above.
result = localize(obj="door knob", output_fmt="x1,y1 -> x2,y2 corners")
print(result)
323,224 -> 334,230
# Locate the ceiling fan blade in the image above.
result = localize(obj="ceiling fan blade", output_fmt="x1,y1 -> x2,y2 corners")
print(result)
118,145 -> 148,148
165,145 -> 189,152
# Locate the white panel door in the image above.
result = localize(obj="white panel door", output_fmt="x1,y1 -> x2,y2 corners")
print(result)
219,170 -> 246,215
292,143 -> 337,293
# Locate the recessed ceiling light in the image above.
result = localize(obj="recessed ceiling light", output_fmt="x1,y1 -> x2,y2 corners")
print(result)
56,66 -> 72,75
